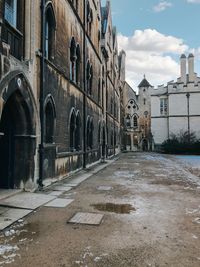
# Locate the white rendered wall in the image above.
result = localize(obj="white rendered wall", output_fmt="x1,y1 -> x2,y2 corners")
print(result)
189,93 -> 200,115
169,117 -> 188,135
168,94 -> 187,116
190,117 -> 200,138
151,96 -> 160,117
151,118 -> 168,144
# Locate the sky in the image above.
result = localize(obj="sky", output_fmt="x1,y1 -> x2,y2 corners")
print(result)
101,0 -> 200,91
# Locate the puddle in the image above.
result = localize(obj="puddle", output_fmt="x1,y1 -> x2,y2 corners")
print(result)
91,203 -> 135,214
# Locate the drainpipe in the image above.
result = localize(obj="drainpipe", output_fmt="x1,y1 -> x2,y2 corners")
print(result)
186,92 -> 190,142
38,0 -> 45,189
83,0 -> 86,168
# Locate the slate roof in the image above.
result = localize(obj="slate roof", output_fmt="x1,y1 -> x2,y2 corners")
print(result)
138,78 -> 152,88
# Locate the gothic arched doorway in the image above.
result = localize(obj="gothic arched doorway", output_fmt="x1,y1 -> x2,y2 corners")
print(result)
0,77 -> 36,189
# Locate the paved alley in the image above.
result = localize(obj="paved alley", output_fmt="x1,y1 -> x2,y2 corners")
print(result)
1,153 -> 200,267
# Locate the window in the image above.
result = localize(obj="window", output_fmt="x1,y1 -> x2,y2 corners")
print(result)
75,112 -> 81,151
87,1 -> 93,36
70,38 -> 81,84
110,130 -> 113,146
70,110 -> 81,151
45,100 -> 55,144
86,117 -> 94,149
70,37 -> 77,82
114,131 -> 117,146
126,115 -> 131,128
98,78 -> 101,104
69,110 -> 75,151
86,61 -> 93,95
45,5 -> 56,60
5,0 -> 17,27
160,98 -> 168,115
3,0 -> 24,59
133,115 -> 138,128
144,98 -> 146,105
75,44 -> 81,84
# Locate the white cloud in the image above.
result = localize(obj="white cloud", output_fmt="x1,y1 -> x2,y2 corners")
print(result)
187,0 -> 200,3
153,1 -> 172,12
117,29 -> 189,90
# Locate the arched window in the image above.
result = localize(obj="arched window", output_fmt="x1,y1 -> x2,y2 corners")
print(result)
70,37 -> 76,82
98,122 -> 101,144
126,114 -> 131,128
45,99 -> 55,143
69,110 -> 76,151
114,131 -> 117,146
87,2 -> 93,36
98,78 -> 101,104
110,130 -> 113,146
89,118 -> 94,148
86,61 -> 93,95
133,115 -> 138,128
76,44 -> 81,84
86,117 -> 93,149
75,112 -> 81,151
45,4 -> 56,60
89,65 -> 93,95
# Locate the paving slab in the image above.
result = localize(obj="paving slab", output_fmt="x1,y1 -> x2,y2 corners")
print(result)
0,207 -> 32,230
68,212 -> 104,225
0,192 -> 55,210
63,183 -> 78,187
52,186 -> 72,192
44,198 -> 74,208
70,174 -> 91,185
97,186 -> 113,191
0,189 -> 21,201
48,191 -> 63,196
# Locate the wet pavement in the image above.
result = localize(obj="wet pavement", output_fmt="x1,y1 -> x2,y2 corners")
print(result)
1,152 -> 200,266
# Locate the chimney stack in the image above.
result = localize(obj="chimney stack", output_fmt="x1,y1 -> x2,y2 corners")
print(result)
188,53 -> 194,82
180,54 -> 186,84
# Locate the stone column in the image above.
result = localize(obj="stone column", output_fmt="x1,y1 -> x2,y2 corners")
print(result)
25,0 -> 31,61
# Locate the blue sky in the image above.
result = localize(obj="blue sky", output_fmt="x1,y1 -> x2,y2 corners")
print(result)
101,0 -> 200,89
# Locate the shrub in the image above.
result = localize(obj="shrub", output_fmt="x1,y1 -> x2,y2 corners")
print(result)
161,131 -> 200,154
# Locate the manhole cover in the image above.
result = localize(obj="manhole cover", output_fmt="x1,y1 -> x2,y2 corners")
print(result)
91,203 -> 135,214
68,212 -> 104,225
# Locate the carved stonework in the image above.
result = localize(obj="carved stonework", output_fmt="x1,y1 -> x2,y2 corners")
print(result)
0,42 -> 11,80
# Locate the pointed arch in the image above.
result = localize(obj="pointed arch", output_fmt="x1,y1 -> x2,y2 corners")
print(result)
45,2 -> 56,60
69,108 -> 76,151
133,113 -> 139,128
76,43 -> 81,84
44,95 -> 56,144
75,111 -> 81,151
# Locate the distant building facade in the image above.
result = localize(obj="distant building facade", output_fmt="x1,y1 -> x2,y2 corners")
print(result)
151,54 -> 200,150
122,76 -> 153,151
0,0 -> 123,190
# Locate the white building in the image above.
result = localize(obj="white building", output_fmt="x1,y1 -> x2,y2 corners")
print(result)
151,54 -> 200,150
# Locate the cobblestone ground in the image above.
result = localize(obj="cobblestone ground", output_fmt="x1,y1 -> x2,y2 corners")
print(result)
1,152 -> 200,267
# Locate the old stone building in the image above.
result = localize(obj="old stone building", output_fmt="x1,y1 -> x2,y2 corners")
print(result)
122,76 -> 153,151
151,54 -> 200,150
0,0 -> 122,190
